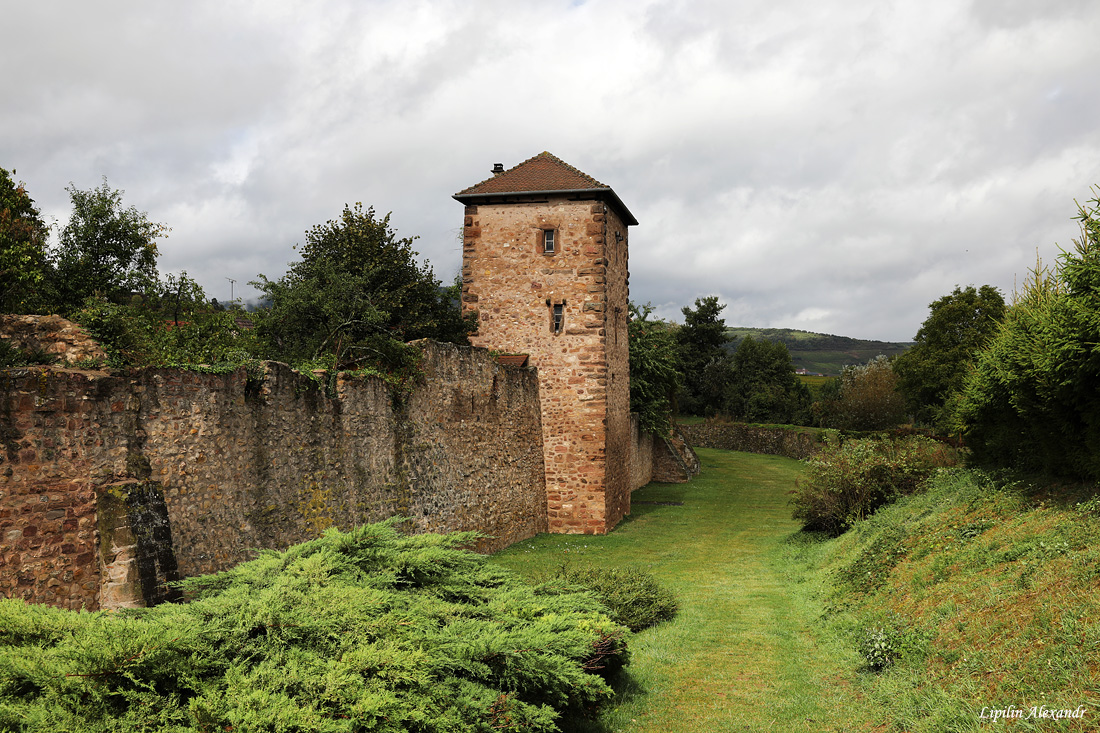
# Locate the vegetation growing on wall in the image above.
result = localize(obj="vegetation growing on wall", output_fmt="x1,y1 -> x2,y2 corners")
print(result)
71,277 -> 257,369
0,169 -> 471,383
0,521 -> 629,733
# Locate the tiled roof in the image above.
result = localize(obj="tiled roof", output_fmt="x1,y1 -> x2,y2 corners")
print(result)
454,152 -> 638,225
455,152 -> 609,196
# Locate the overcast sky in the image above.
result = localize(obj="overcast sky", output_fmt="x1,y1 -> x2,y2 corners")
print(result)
4,0 -> 1099,341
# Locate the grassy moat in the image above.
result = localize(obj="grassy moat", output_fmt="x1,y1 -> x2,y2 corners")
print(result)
491,448 -> 1100,732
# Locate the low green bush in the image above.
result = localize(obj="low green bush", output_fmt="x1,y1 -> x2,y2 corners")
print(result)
538,565 -> 678,632
790,436 -> 956,535
857,614 -> 929,671
0,521 -> 629,732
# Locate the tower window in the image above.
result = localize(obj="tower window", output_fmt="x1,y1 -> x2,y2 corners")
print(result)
542,229 -> 556,255
552,302 -> 564,333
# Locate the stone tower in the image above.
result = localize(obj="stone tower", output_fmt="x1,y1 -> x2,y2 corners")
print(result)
454,152 -> 637,534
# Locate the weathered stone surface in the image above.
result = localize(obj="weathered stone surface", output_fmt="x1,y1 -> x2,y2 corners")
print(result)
0,315 -> 107,365
1,342 -> 546,609
462,196 -> 632,534
678,422 -> 828,460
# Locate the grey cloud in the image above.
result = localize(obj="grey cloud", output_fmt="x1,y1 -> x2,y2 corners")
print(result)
3,0 -> 1099,341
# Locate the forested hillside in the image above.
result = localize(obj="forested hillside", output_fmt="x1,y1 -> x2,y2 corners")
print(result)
725,327 -> 911,375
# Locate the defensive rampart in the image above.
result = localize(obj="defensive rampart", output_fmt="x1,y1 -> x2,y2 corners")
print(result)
1,340 -> 547,610
678,421 -> 833,460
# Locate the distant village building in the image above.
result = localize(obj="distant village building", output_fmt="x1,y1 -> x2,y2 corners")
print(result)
454,152 -> 637,534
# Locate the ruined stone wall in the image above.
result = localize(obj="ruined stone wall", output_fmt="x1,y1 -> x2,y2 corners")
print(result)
652,427 -> 703,483
1,341 -> 546,609
1,314 -> 107,365
462,197 -> 620,534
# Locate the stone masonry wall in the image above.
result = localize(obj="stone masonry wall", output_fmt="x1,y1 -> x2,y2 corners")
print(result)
462,197 -> 623,534
628,414 -> 653,490
678,421 -> 830,460
601,204 -> 632,529
1,341 -> 546,609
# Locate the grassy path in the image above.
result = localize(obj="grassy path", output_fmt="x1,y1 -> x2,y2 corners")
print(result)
490,448 -> 887,732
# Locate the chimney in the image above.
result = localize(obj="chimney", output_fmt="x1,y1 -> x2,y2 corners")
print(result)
492,163 -> 504,176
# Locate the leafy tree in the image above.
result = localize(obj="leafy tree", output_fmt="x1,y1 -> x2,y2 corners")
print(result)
0,167 -> 50,312
724,335 -> 811,423
675,296 -> 731,415
957,190 -> 1100,480
252,204 -> 471,372
53,178 -> 167,310
894,285 -> 1005,432
821,355 -> 906,431
628,302 -> 681,435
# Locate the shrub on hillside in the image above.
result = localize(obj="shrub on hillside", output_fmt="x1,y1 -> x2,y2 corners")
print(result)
817,356 -> 906,431
540,565 -> 678,632
791,437 -> 956,535
857,615 -> 929,672
0,521 -> 629,733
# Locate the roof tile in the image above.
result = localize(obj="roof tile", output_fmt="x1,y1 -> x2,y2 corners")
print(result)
455,151 -> 609,196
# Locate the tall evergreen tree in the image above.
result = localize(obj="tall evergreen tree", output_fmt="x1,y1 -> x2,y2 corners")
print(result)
957,190 -> 1100,479
675,296 -> 731,415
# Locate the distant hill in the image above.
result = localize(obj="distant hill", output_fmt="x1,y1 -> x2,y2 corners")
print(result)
724,327 -> 912,376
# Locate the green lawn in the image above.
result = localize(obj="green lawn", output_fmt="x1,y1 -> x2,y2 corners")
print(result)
490,448 -> 887,732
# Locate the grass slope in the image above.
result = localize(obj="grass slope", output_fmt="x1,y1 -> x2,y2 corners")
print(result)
725,327 -> 911,375
799,469 -> 1100,732
491,449 -> 887,732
